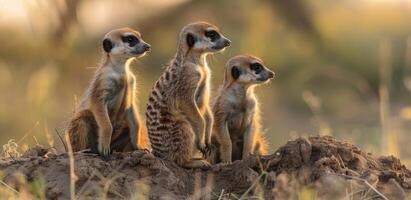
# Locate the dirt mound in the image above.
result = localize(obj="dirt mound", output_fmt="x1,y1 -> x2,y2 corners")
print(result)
0,136 -> 410,199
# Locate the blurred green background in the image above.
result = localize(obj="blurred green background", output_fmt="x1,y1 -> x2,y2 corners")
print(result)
0,0 -> 410,164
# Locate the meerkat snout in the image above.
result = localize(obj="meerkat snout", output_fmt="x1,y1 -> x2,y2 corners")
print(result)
212,37 -> 231,50
267,71 -> 275,79
143,43 -> 151,52
123,35 -> 150,56
206,29 -> 231,51
253,63 -> 275,82
223,39 -> 231,47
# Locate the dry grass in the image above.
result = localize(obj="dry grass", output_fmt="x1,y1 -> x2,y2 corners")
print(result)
64,133 -> 77,200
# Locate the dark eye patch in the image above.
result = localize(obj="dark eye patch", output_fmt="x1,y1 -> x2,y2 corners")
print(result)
121,35 -> 139,47
250,63 -> 263,74
204,30 -> 220,42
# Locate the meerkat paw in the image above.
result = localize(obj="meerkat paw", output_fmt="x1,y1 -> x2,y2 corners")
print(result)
220,156 -> 232,164
140,148 -> 151,154
221,161 -> 232,165
205,137 -> 211,147
196,139 -> 207,154
220,160 -> 232,164
201,143 -> 215,159
200,147 -> 209,158
98,143 -> 111,160
199,160 -> 212,170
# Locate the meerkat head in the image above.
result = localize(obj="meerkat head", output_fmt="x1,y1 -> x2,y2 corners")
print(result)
225,55 -> 275,86
179,21 -> 231,54
102,27 -> 151,60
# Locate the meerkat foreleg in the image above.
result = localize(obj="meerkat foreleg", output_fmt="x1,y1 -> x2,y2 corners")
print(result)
242,122 -> 256,159
203,108 -> 213,156
216,121 -> 232,163
91,101 -> 113,158
125,104 -> 140,149
180,99 -> 206,152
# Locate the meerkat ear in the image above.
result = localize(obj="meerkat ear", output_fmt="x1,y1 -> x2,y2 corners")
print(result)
231,66 -> 241,80
102,39 -> 113,53
186,33 -> 196,48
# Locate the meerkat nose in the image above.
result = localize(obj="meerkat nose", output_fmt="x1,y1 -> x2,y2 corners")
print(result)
268,71 -> 275,79
144,44 -> 151,52
223,39 -> 231,47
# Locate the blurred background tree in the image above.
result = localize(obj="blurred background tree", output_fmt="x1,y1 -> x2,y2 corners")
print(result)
0,0 -> 410,164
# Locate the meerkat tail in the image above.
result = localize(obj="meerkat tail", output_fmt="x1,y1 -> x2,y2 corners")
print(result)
254,133 -> 268,155
67,110 -> 96,151
139,126 -> 151,151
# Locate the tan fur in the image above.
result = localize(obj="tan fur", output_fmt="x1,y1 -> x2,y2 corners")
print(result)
146,22 -> 230,169
210,55 -> 274,164
66,27 -> 151,157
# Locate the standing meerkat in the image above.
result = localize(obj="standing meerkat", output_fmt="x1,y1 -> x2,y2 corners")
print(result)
210,55 -> 275,163
66,27 -> 151,158
146,22 -> 231,169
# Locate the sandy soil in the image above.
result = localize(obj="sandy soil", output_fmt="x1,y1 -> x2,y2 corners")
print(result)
0,136 -> 410,199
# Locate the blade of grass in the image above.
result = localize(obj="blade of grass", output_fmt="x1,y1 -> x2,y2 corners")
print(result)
0,180 -> 19,194
239,172 -> 266,200
218,189 -> 225,200
64,133 -> 76,200
55,128 -> 67,152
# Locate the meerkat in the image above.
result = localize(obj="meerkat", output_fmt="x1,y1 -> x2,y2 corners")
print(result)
210,55 -> 275,164
145,22 -> 231,169
66,27 -> 151,158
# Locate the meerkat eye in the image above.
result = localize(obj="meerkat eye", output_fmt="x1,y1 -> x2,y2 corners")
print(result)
250,63 -> 263,74
122,35 -> 139,47
205,30 -> 220,41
